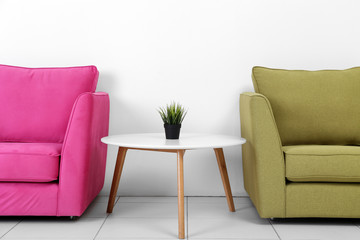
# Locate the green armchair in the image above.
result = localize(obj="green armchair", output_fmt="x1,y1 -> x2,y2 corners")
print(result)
240,66 -> 360,218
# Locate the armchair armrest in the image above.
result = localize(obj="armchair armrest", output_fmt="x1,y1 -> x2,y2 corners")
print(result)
57,92 -> 110,216
240,92 -> 285,218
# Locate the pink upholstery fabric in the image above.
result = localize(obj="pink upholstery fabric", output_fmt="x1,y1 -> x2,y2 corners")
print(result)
0,143 -> 62,182
0,65 -> 109,217
0,182 -> 58,215
57,92 -> 109,216
0,64 -> 99,143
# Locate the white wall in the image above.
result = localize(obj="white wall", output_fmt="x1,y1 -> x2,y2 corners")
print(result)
0,0 -> 360,196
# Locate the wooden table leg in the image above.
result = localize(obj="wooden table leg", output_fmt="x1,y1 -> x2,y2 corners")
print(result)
107,147 -> 128,213
177,150 -> 185,239
214,148 -> 235,212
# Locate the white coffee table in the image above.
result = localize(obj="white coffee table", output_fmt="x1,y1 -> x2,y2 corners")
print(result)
101,133 -> 246,239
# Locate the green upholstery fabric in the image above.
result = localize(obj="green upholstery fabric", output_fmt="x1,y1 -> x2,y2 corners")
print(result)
240,92 -> 285,218
252,66 -> 360,145
284,145 -> 360,182
286,183 -> 360,218
241,67 -> 360,218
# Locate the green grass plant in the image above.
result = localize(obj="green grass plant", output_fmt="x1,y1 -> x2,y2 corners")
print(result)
158,102 -> 187,125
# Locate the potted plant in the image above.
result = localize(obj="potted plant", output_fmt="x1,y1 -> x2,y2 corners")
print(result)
158,102 -> 187,139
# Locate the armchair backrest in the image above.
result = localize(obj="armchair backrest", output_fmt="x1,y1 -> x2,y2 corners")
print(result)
252,66 -> 360,145
0,64 -> 98,143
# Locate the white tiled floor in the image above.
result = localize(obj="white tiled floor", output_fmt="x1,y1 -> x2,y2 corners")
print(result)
2,196 -> 360,240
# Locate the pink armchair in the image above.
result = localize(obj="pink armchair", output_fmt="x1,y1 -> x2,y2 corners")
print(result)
0,64 -> 109,216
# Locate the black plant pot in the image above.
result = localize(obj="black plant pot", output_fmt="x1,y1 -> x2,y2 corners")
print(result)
164,124 -> 181,139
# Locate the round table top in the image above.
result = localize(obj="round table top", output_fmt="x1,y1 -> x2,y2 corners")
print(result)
101,133 -> 246,150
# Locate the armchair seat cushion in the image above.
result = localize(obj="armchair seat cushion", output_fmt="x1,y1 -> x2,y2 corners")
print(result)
284,145 -> 360,182
0,143 -> 62,182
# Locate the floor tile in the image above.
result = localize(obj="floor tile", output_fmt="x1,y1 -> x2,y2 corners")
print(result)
94,196 -> 117,203
4,197 -> 360,240
110,201 -> 180,218
188,198 -> 259,219
189,217 -> 278,239
188,196 -> 252,205
96,217 -> 185,239
117,197 -> 177,203
188,197 -> 278,239
81,201 -> 109,218
82,196 -> 121,218
2,217 -> 105,240
186,199 -> 276,239
271,218 -> 360,240
0,217 -> 22,238
2,239 -> 96,240
190,239 -> 278,240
